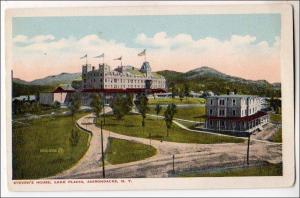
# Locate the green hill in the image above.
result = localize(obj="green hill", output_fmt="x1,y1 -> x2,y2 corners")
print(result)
157,66 -> 281,97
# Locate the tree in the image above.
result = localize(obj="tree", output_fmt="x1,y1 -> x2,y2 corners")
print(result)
183,83 -> 190,100
169,82 -> 177,99
268,97 -> 281,114
136,94 -> 149,129
90,94 -> 103,122
110,94 -> 132,120
68,93 -> 81,123
69,128 -> 79,147
32,102 -> 41,114
53,101 -> 61,109
68,93 -> 81,147
125,94 -> 134,114
155,104 -> 162,119
178,87 -> 184,102
164,103 -> 177,137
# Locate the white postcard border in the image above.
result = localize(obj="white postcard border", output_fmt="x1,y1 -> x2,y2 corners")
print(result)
4,3 -> 295,191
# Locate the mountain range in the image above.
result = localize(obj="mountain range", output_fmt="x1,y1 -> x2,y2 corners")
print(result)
14,72 -> 81,86
13,66 -> 281,97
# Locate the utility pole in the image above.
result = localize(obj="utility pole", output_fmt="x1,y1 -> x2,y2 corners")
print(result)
246,133 -> 251,165
172,155 -> 175,174
103,93 -> 106,125
100,121 -> 105,178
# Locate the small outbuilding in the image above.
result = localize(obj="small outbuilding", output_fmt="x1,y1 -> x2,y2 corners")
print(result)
39,84 -> 75,105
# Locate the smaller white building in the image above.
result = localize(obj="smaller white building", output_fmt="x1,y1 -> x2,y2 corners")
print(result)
205,92 -> 269,133
39,85 -> 74,105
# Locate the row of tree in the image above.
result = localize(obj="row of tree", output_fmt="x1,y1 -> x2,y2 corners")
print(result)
169,82 -> 190,100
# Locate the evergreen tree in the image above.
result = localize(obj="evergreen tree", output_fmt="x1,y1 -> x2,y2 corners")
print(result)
164,103 -> 177,137
136,94 -> 149,128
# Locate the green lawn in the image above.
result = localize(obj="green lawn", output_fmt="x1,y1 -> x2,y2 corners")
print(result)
175,163 -> 282,177
12,112 -> 90,179
148,97 -> 206,105
98,114 -> 243,144
105,138 -> 156,165
270,113 -> 282,123
272,128 -> 282,143
149,106 -> 206,122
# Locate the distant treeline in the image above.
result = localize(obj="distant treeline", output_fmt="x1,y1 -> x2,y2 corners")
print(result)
12,82 -> 56,97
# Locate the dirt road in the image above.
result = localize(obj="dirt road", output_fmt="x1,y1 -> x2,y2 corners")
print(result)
52,110 -> 282,179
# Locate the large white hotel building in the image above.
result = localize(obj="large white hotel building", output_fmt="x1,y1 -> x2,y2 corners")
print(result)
82,61 -> 166,90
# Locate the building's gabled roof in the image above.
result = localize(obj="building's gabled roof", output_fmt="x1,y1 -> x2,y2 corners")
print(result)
53,84 -> 75,93
126,68 -> 145,77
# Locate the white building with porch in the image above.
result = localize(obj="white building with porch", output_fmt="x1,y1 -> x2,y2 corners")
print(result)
205,92 -> 269,134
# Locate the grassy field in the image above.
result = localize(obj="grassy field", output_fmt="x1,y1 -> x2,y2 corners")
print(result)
12,112 -> 90,179
272,128 -> 282,143
149,106 -> 206,122
175,163 -> 282,177
105,138 -> 156,165
98,114 -> 243,144
148,97 -> 206,105
270,113 -> 282,123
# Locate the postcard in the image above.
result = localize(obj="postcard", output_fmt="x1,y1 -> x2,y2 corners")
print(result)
4,2 -> 295,191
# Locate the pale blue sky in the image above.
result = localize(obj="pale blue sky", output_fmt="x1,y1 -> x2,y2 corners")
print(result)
13,14 -> 280,47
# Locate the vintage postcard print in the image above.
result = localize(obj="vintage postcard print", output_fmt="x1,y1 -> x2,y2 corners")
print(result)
5,3 -> 295,191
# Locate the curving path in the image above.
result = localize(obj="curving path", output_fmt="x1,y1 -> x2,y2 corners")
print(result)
51,108 -> 282,179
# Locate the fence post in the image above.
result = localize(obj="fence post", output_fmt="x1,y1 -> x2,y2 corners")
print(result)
247,133 -> 251,165
172,154 -> 175,174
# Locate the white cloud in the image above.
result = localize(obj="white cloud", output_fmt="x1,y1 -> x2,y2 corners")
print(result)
13,35 -> 28,43
13,34 -> 55,44
12,33 -> 281,83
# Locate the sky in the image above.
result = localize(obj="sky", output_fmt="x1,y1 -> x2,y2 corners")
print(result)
12,14 -> 281,82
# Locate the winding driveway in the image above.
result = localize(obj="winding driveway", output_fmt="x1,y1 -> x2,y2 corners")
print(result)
51,108 -> 282,179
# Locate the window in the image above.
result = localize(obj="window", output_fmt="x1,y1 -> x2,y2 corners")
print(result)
233,99 -> 236,105
220,121 -> 225,127
232,110 -> 236,116
219,109 -> 225,116
210,100 -> 213,105
209,109 -> 213,115
219,99 -> 225,105
209,120 -> 213,126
